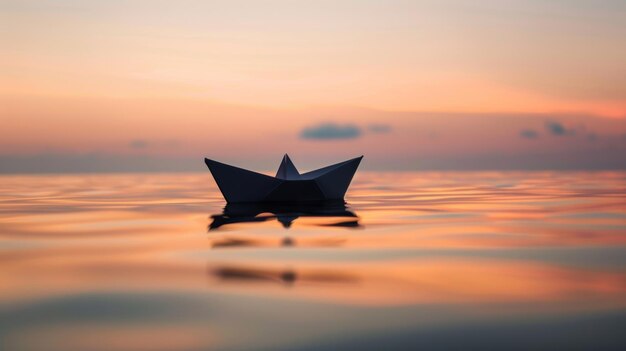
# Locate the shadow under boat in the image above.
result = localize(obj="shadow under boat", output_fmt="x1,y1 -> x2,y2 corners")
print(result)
208,201 -> 361,230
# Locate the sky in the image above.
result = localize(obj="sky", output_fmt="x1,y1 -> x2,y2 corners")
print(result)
1,0 -> 625,172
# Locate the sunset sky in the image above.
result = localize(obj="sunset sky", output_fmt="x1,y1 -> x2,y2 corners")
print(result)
1,0 -> 625,172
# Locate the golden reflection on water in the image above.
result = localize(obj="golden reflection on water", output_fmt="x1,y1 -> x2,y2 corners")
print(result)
1,172 -> 625,350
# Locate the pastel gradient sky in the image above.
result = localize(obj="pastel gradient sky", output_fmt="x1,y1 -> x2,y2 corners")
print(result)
1,0 -> 625,172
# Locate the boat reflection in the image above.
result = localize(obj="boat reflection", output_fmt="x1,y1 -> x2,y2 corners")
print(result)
208,202 -> 360,230
210,235 -> 347,248
209,265 -> 359,286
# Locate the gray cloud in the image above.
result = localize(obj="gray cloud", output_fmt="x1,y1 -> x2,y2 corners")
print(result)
545,121 -> 575,136
368,124 -> 392,134
300,123 -> 361,140
519,129 -> 539,139
546,121 -> 565,135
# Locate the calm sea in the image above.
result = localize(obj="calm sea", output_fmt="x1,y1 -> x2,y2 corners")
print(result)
1,172 -> 625,350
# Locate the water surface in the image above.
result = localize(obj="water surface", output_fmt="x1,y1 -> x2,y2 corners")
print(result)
1,172 -> 625,350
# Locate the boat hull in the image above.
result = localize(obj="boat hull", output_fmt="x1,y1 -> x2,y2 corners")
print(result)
204,156 -> 362,203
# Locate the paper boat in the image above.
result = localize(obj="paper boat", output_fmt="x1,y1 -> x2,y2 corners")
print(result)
204,154 -> 363,203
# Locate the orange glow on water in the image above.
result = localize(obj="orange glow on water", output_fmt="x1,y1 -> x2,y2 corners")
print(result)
1,171 -> 625,350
